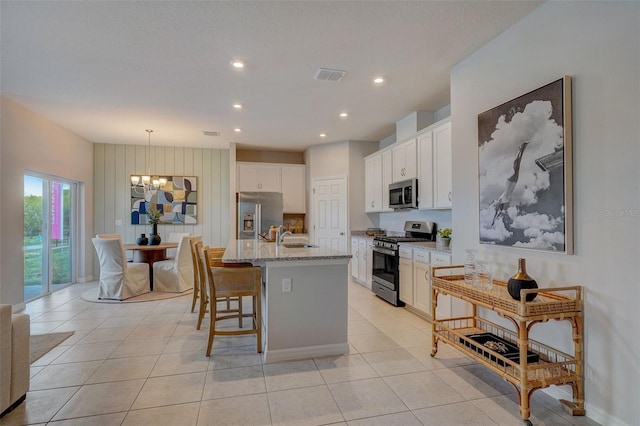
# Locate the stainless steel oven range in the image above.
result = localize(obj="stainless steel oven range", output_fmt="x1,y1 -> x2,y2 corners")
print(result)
371,221 -> 436,306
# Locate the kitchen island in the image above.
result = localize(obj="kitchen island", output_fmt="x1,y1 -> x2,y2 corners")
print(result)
223,239 -> 352,363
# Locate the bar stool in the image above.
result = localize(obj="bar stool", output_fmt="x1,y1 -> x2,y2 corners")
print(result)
204,247 -> 262,356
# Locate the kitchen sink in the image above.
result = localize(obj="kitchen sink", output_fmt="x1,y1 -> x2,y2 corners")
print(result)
281,242 -> 318,249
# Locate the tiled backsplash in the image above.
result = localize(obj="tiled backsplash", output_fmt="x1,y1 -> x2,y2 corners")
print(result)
378,209 -> 452,233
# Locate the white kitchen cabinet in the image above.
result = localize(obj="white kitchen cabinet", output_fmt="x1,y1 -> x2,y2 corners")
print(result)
366,239 -> 373,286
432,121 -> 452,209
417,131 -> 434,210
381,150 -> 393,212
392,139 -> 417,182
412,249 -> 431,314
351,238 -> 359,280
358,239 -> 368,285
237,163 -> 281,192
431,252 -> 453,317
398,246 -> 413,305
281,165 -> 306,213
365,154 -> 383,212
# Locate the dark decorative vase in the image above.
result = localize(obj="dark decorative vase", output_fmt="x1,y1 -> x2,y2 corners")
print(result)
507,258 -> 538,302
136,233 -> 148,246
149,223 -> 161,245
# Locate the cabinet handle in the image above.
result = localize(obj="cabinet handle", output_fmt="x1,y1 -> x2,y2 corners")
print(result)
448,191 -> 452,201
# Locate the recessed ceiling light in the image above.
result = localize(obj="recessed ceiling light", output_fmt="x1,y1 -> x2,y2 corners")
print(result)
339,112 -> 348,118
234,128 -> 242,132
319,133 -> 327,138
231,60 -> 245,69
373,76 -> 385,84
233,103 -> 243,109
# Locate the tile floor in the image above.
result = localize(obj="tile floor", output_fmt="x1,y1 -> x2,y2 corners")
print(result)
1,279 -> 600,426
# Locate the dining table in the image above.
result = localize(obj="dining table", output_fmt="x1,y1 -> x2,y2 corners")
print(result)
123,242 -> 178,290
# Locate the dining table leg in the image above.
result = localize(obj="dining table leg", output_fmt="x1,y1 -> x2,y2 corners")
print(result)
132,249 -> 167,291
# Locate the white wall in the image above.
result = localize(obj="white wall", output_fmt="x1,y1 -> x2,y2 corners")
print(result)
450,3 -> 639,425
0,96 -> 94,306
349,141 -> 380,230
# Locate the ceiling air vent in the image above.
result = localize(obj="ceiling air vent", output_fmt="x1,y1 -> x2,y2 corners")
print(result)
203,131 -> 220,137
315,68 -> 346,82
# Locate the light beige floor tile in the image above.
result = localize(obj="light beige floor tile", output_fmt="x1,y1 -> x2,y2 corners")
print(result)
209,349 -> 263,370
150,349 -> 210,377
202,365 -> 266,400
348,320 -> 381,335
406,343 -> 476,370
29,344 -> 70,366
51,341 -> 121,364
346,411 -> 422,426
110,337 -> 170,358
30,360 -> 103,390
162,333 -> 210,353
95,315 -> 145,329
132,372 -> 206,410
472,394 -> 574,425
139,313 -> 184,326
210,334 -> 258,350
47,412 -> 127,426
52,379 -> 145,420
413,401 -> 498,426
328,378 -> 408,421
348,332 -> 401,353
433,364 -> 515,400
263,359 -> 324,392
86,355 -> 158,384
530,392 -> 600,426
31,310 -> 79,322
384,328 -> 431,348
383,371 -> 466,410
122,402 -> 199,426
29,320 -> 66,334
361,349 -> 427,377
0,387 -> 78,425
268,385 -> 344,426
53,317 -> 107,331
77,326 -> 136,344
314,354 -> 378,384
197,393 -> 271,426
30,365 -> 45,378
126,324 -> 178,340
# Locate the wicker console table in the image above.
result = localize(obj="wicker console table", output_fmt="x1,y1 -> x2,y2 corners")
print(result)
430,265 -> 585,425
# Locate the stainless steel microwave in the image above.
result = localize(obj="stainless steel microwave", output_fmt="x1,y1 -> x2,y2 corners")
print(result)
389,178 -> 418,209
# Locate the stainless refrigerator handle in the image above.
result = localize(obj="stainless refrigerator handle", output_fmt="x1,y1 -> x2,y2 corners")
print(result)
255,203 -> 262,240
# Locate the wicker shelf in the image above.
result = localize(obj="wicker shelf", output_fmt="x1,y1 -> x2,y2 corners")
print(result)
431,265 -> 585,425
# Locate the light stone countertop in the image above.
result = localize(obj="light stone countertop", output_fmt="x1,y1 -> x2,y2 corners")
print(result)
223,239 -> 352,263
398,241 -> 452,254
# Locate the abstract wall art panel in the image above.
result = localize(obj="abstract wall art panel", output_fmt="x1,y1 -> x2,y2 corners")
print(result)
131,176 -> 197,224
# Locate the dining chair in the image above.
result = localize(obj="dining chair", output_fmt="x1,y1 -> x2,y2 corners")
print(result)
204,246 -> 262,356
188,236 -> 203,312
166,232 -> 190,259
92,237 -> 149,300
96,233 -> 134,261
152,235 -> 193,292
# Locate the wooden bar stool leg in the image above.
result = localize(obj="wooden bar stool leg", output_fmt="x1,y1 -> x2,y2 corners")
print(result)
206,299 -> 216,357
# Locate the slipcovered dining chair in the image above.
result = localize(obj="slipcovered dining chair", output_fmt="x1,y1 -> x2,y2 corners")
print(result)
153,235 -> 194,292
166,232 -> 190,259
92,237 -> 150,300
96,234 -> 133,261
204,246 -> 262,356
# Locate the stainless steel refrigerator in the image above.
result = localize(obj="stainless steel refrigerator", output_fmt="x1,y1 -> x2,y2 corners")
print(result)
237,192 -> 284,239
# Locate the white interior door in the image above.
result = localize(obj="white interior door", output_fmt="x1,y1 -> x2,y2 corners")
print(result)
312,176 -> 347,252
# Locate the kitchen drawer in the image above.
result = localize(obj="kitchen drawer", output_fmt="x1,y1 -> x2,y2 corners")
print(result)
413,249 -> 430,264
432,253 -> 451,266
398,246 -> 413,259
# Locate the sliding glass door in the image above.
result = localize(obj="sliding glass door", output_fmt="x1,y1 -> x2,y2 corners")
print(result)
24,174 -> 76,301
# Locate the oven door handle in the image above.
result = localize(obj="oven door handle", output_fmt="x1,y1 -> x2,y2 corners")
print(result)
373,246 -> 396,256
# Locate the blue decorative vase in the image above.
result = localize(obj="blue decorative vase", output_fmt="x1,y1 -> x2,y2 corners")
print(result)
136,234 -> 148,246
149,224 -> 161,245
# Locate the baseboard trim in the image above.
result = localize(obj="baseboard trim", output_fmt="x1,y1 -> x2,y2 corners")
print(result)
12,303 -> 26,313
263,342 -> 349,363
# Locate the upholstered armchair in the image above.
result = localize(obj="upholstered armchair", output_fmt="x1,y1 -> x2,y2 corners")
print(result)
0,305 -> 30,417
153,235 -> 194,292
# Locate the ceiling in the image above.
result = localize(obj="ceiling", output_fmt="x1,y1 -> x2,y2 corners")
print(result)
1,1 -> 541,151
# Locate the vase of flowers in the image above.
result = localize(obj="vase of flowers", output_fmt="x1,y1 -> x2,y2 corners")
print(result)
148,207 -> 162,245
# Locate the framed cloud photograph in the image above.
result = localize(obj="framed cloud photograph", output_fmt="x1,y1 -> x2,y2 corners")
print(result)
478,76 -> 573,253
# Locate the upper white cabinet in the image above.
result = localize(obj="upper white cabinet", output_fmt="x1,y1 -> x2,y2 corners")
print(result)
381,150 -> 393,212
417,132 -> 434,210
365,154 -> 383,213
281,165 -> 306,213
432,121 -> 452,209
392,138 -> 417,182
236,162 -> 306,213
237,163 -> 281,192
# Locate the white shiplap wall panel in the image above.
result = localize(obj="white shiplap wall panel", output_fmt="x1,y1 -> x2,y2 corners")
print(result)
94,144 -> 230,273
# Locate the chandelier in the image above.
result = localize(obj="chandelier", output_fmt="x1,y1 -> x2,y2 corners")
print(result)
130,129 -> 167,199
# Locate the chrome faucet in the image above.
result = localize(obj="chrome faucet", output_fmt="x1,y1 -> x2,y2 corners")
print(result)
276,225 -> 293,246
